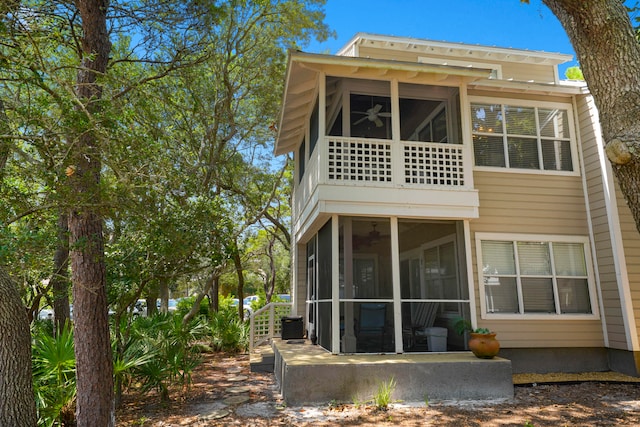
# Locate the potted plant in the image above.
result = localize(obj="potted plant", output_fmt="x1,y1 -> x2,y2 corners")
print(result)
454,318 -> 500,359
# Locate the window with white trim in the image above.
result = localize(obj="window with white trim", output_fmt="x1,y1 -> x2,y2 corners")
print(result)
477,236 -> 594,316
471,102 -> 573,172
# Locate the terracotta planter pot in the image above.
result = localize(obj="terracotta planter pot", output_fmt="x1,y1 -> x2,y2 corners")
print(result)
468,332 -> 500,359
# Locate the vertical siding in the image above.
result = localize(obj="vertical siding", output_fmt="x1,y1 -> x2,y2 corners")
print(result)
576,94 -> 629,350
615,180 -> 640,349
294,243 -> 307,320
469,170 -> 604,348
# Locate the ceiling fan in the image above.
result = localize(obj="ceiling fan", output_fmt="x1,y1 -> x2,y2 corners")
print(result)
352,222 -> 390,248
352,104 -> 391,127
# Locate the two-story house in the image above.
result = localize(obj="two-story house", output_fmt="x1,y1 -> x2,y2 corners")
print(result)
273,33 -> 640,379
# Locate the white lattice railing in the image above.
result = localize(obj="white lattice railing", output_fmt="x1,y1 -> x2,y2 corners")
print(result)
327,138 -> 393,183
325,136 -> 468,188
249,302 -> 293,353
402,142 -> 466,187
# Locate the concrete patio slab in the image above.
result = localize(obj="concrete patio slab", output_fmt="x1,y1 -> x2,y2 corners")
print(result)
272,339 -> 513,405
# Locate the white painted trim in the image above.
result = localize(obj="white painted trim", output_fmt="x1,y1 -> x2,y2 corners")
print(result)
419,56 -> 502,79
331,214 -> 341,354
459,83 -> 476,190
390,217 -> 403,353
463,221 -> 479,329
573,96 -> 609,346
588,95 -> 639,351
468,95 -> 579,176
475,232 -> 599,320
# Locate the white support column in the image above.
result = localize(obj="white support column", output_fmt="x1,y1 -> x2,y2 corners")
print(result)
331,214 -> 342,354
342,217 -> 357,353
463,220 -> 479,329
318,72 -> 327,185
390,79 -> 403,186
391,217 -> 403,353
458,82 -> 475,190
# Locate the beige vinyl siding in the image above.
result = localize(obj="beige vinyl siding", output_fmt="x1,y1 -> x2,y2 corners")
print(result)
470,171 -> 604,348
615,181 -> 640,348
475,320 -> 604,347
356,46 -> 557,83
294,243 -> 307,319
576,94 -> 629,350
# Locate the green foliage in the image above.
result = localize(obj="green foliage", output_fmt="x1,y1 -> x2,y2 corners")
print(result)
372,377 -> 396,411
565,66 -> 584,81
210,299 -> 249,352
124,313 -> 209,400
175,296 -> 210,317
32,321 -> 76,427
454,318 -> 491,335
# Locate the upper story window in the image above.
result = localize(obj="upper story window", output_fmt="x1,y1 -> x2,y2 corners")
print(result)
476,233 -> 596,319
471,100 -> 574,172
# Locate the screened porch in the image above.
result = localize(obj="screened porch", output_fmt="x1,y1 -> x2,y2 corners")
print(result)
305,216 -> 473,355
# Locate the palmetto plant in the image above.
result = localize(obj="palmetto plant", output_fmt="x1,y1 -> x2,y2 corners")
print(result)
32,321 -> 77,427
125,313 -> 209,401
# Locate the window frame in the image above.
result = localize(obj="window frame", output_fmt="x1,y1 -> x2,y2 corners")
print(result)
469,96 -> 579,176
475,233 -> 599,320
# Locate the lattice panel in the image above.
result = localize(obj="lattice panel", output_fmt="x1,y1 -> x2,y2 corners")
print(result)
403,144 -> 465,186
250,303 -> 293,351
328,139 -> 392,182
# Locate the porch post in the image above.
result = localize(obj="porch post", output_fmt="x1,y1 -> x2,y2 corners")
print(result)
391,217 -> 403,353
331,214 -> 342,354
463,220 -> 479,329
342,218 -> 356,352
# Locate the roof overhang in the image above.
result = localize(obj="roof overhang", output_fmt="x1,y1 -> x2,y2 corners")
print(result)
274,51 -> 493,155
339,33 -> 574,66
468,79 -> 589,96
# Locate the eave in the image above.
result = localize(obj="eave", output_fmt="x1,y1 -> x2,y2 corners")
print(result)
274,51 -> 493,156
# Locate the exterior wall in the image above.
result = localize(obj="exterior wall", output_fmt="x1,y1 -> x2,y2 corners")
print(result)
575,94 -> 629,350
469,169 -> 605,348
294,243 -> 307,322
356,46 -> 557,84
615,181 -> 640,349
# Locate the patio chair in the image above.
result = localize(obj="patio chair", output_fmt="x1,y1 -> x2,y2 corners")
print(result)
356,303 -> 387,352
403,302 -> 439,349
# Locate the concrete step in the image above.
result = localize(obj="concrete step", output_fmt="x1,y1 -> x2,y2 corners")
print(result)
250,344 -> 275,373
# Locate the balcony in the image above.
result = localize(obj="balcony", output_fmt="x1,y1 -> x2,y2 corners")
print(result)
293,136 -> 479,233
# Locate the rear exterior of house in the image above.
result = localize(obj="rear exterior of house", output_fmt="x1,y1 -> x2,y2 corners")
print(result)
274,33 -> 640,376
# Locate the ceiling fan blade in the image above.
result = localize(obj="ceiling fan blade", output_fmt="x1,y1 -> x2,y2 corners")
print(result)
353,116 -> 368,125
378,112 -> 392,117
371,104 -> 383,113
374,117 -> 383,127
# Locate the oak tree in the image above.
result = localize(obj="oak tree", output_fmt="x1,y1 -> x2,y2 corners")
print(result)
538,0 -> 640,232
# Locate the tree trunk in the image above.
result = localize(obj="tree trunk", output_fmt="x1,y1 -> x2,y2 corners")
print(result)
211,275 -> 219,312
0,268 -> 37,427
182,273 -> 216,326
70,0 -> 114,425
543,0 -> 640,232
233,245 -> 246,322
53,211 -> 71,333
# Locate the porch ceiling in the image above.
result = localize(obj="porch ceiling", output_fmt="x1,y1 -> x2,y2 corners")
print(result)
274,51 -> 493,156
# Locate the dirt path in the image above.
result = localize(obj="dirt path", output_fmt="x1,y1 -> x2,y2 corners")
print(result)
116,351 -> 640,426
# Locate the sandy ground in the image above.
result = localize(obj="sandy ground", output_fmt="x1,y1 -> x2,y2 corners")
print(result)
116,351 -> 640,426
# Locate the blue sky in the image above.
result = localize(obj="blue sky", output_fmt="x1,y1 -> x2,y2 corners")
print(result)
306,0 -> 578,77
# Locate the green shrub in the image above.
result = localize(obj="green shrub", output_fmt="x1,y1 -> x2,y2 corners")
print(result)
32,321 -> 76,427
210,303 -> 249,352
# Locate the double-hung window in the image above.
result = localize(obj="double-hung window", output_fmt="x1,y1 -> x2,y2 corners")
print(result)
471,100 -> 574,172
476,234 -> 596,318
